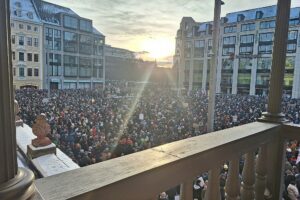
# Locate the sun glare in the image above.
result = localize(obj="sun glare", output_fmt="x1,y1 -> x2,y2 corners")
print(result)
140,37 -> 174,60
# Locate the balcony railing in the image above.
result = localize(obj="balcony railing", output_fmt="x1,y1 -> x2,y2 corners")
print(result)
29,122 -> 299,200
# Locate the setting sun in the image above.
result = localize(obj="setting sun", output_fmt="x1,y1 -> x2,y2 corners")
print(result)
140,37 -> 174,60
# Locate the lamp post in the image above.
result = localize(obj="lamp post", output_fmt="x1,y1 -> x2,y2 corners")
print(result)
207,0 -> 224,133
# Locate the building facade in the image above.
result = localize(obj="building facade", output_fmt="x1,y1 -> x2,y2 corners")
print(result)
10,0 -> 43,89
174,6 -> 300,98
20,0 -> 105,90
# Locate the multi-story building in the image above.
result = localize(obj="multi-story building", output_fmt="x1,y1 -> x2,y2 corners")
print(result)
174,5 -> 300,98
31,0 -> 105,89
10,0 -> 43,89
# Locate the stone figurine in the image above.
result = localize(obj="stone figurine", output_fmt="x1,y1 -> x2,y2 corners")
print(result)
31,113 -> 51,147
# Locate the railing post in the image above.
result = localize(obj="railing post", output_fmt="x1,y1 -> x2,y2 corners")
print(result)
204,167 -> 221,200
241,152 -> 255,199
0,0 -> 35,199
180,180 -> 193,200
255,144 -> 268,200
266,134 -> 286,199
225,157 -> 240,200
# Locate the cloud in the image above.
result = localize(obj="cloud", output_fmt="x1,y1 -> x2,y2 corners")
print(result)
44,0 -> 297,57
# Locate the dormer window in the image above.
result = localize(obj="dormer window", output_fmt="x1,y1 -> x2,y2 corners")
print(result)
15,1 -> 21,8
27,12 -> 33,19
237,14 -> 245,22
14,9 -> 22,17
256,11 -> 264,19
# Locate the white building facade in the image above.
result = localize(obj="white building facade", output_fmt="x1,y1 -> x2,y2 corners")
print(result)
10,0 -> 43,89
174,6 -> 300,98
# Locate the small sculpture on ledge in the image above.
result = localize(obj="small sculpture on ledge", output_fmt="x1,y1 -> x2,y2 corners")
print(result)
27,113 -> 56,159
31,113 -> 51,147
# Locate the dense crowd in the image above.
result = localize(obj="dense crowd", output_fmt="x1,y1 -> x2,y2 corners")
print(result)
15,83 -> 300,199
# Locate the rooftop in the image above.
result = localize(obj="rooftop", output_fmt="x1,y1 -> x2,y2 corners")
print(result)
10,0 -> 41,24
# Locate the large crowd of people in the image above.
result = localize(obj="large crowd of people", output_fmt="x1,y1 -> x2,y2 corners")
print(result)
15,82 -> 300,199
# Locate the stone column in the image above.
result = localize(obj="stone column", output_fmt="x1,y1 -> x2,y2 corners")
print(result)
0,0 -> 35,199
260,0 -> 291,122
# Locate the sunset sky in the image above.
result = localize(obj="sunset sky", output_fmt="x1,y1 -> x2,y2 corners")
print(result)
46,0 -> 300,64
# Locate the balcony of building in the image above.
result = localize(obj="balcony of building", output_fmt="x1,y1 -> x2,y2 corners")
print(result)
0,0 -> 298,200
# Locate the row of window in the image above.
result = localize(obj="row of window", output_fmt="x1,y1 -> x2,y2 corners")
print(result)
11,22 -> 39,32
46,53 -> 103,77
45,28 -> 104,55
14,67 -> 39,77
224,19 -> 299,34
12,52 -> 39,62
12,35 -> 39,47
63,15 -> 93,32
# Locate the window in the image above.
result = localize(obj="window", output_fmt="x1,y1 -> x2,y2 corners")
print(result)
94,38 -> 103,55
15,10 -> 22,17
11,35 -> 15,44
240,35 -> 254,54
256,74 -> 270,85
237,73 -> 251,85
48,54 -> 62,76
288,30 -> 298,40
27,37 -> 32,46
239,58 -> 252,70
19,52 -> 24,61
34,38 -> 39,47
46,27 -> 53,49
240,34 -> 254,44
34,54 -> 39,62
240,46 -> 253,54
19,36 -> 24,45
193,60 -> 204,84
19,23 -> 23,29
256,11 -> 263,19
79,57 -> 92,77
222,58 -> 234,70
34,27 -> 38,32
222,47 -> 235,55
64,55 -> 78,76
64,15 -> 78,29
27,12 -> 33,19
194,40 -> 205,57
260,20 -> 276,29
184,41 -> 192,58
53,30 -> 61,50
11,23 -> 14,28
258,45 -> 273,54
259,33 -> 274,42
79,19 -> 92,32
223,36 -> 236,45
27,68 -> 32,76
64,31 -> 78,52
93,59 -> 103,78
27,25 -> 31,31
79,35 -> 93,54
287,44 -> 297,53
19,68 -> 24,77
12,51 -> 15,60
34,69 -> 39,77
241,23 -> 255,32
27,53 -> 32,61
13,68 -> 16,76
237,14 -> 245,22
257,57 -> 272,70
224,26 -> 236,33
289,19 -> 300,26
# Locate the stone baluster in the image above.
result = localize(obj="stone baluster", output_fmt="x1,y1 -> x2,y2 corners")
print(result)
241,152 -> 255,199
255,145 -> 267,199
205,167 -> 221,200
226,158 -> 240,200
180,180 -> 193,200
